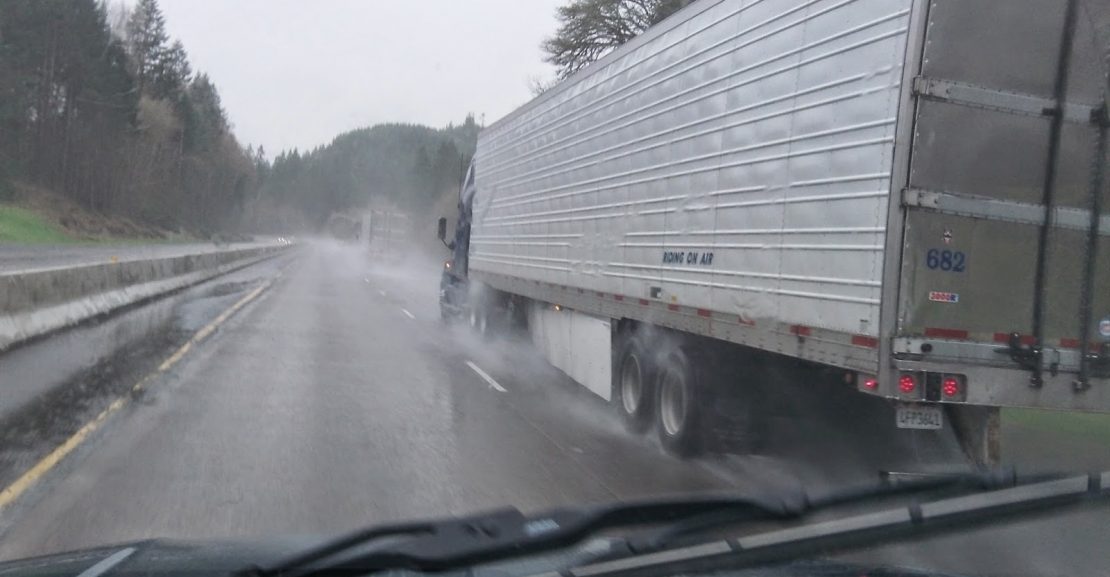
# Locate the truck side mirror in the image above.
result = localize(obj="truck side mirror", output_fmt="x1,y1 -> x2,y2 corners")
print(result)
437,217 -> 447,241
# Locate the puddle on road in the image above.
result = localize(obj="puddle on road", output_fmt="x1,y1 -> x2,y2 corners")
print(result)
204,280 -> 257,298
173,282 -> 254,333
0,325 -> 184,488
0,265 -> 280,490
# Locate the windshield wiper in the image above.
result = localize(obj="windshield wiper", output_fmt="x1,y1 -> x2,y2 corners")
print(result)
239,490 -> 802,577
239,470 -> 1107,577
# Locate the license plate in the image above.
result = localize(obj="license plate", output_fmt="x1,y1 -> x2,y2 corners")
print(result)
896,404 -> 943,430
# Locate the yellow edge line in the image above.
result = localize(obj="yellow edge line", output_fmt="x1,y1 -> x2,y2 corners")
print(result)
0,280 -> 273,511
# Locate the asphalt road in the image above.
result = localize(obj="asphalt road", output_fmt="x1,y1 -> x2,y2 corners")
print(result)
0,242 -> 741,560
1,241 -> 1108,575
0,239 -> 285,274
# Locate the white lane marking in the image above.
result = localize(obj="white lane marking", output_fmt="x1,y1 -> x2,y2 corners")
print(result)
76,547 -> 137,577
379,290 -> 387,297
401,308 -> 415,320
364,277 -> 370,284
466,361 -> 507,393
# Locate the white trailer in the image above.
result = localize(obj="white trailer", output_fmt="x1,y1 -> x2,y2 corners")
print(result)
366,210 -> 413,261
439,0 -> 1110,463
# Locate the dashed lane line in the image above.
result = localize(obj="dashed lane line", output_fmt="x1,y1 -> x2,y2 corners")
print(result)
466,361 -> 508,393
401,308 -> 416,320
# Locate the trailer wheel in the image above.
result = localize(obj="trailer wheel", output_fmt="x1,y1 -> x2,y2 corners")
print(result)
655,350 -> 702,457
440,293 -> 459,323
613,336 -> 654,433
468,301 -> 490,338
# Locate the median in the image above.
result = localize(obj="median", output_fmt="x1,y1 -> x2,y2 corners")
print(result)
0,242 -> 292,353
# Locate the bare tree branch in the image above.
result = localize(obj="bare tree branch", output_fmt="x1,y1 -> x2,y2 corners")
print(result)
542,0 -> 693,79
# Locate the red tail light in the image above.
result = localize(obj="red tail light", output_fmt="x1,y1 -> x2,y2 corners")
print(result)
899,374 -> 917,394
942,377 -> 960,398
863,378 -> 879,390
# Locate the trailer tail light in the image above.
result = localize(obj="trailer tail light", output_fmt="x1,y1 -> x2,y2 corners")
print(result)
898,373 -> 917,394
942,377 -> 960,398
931,374 -> 967,401
917,373 -> 968,401
856,374 -> 879,392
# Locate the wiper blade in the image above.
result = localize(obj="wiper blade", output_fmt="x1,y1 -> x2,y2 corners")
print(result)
239,470 -> 1099,577
240,491 -> 801,577
580,471 -> 1109,577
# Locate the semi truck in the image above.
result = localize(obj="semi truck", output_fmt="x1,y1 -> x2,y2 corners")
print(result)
326,213 -> 361,242
437,0 -> 1110,465
365,209 -> 413,261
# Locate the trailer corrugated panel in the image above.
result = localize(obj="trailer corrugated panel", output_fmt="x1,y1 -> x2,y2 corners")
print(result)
471,0 -> 912,339
894,0 -> 1110,379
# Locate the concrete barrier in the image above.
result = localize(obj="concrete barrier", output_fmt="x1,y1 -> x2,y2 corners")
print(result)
0,244 -> 291,352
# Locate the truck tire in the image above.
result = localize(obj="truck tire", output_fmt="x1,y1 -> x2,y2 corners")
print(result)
468,302 -> 490,338
655,349 -> 703,457
613,335 -> 655,433
440,292 -> 459,323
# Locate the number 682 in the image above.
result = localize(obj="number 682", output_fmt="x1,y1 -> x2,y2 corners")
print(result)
926,249 -> 966,272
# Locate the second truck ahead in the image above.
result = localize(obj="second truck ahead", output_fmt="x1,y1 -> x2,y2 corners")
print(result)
363,209 -> 413,261
439,0 -> 1110,465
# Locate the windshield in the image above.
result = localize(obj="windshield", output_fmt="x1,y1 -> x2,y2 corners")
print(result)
0,1 -> 1108,576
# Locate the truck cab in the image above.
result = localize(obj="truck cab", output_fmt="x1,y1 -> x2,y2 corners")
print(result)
438,163 -> 475,322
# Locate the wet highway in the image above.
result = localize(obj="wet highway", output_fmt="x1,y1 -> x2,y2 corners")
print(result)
0,243 -> 741,559
1,242 -> 1109,575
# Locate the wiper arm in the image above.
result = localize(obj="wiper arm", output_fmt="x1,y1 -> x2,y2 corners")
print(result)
239,470 -> 1093,577
625,469 -> 1032,554
578,471 -> 1107,577
241,491 -> 803,577
240,520 -> 434,577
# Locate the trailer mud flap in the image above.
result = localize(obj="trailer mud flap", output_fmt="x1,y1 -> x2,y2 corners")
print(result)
947,405 -> 1000,469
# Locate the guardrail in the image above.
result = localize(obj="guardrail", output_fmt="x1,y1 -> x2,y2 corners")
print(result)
0,243 -> 292,353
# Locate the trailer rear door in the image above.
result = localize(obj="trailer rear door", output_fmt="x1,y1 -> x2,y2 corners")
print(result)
896,0 -> 1109,394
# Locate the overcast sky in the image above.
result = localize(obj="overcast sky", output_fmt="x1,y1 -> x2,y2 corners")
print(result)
154,0 -> 563,156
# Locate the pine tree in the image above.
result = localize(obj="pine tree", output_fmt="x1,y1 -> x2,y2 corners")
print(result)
1,0 -> 256,234
126,0 -> 169,93
182,73 -> 227,151
150,39 -> 191,99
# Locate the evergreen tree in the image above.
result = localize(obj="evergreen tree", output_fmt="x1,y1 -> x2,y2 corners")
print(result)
0,0 -> 255,234
182,73 -> 227,151
150,39 -> 191,99
126,0 -> 169,94
252,120 -> 479,227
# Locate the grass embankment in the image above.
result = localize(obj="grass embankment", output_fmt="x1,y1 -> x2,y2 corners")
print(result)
1002,407 -> 1110,471
1005,407 -> 1110,441
0,182 -> 193,245
0,205 -> 74,243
